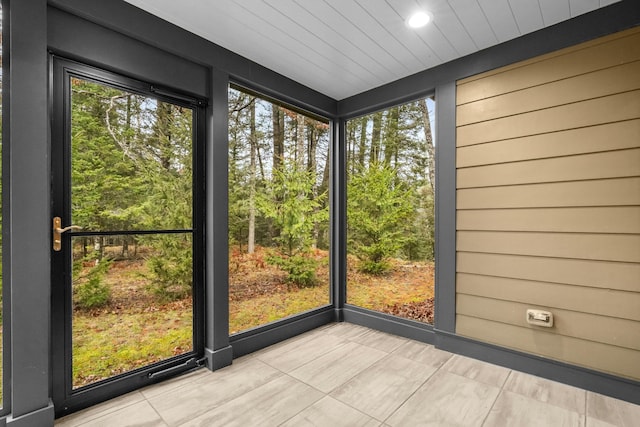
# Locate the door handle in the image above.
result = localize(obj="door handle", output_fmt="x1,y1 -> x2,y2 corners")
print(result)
53,216 -> 82,251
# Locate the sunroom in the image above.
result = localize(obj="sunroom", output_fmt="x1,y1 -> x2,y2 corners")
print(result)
1,0 -> 639,425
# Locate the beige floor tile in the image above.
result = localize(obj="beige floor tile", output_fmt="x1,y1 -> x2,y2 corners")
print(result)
484,391 -> 584,427
281,396 -> 380,427
140,368 -> 210,399
587,392 -> 640,427
289,341 -> 387,393
442,354 -> 510,388
386,370 -> 500,426
392,340 -> 453,368
148,357 -> 281,426
179,375 -> 323,427
68,400 -> 166,427
586,418 -> 619,427
323,322 -> 370,340
503,370 -> 586,414
348,329 -> 408,353
255,331 -> 348,372
331,354 -> 436,421
55,391 -> 145,427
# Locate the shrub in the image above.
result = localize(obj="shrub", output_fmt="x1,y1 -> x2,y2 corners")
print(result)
268,252 -> 319,288
74,260 -> 111,309
146,235 -> 193,302
358,259 -> 391,276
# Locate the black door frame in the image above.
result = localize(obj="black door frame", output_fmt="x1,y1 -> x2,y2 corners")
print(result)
50,56 -> 206,417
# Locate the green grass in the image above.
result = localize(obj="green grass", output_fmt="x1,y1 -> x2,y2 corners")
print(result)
70,250 -> 434,387
73,308 -> 192,387
229,284 -> 329,334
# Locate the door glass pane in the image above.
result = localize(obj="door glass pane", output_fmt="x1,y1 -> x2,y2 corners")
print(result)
346,97 -> 436,324
228,87 -> 330,334
69,76 -> 195,389
70,78 -> 193,232
71,233 -> 193,388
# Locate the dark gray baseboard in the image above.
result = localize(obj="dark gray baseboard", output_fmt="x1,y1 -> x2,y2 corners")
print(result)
339,306 -> 640,405
436,330 -> 640,406
229,307 -> 335,358
343,306 -> 435,344
4,402 -> 55,427
204,345 -> 233,371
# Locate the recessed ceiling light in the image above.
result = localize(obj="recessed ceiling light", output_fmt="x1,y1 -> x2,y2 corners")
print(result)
406,11 -> 432,29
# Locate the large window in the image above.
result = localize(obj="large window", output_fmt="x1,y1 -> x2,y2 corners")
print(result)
228,86 -> 330,334
346,96 -> 436,324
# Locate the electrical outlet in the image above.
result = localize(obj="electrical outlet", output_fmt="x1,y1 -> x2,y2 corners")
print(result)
526,309 -> 553,327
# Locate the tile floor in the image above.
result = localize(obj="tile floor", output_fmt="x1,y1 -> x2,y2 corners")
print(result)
55,323 -> 640,427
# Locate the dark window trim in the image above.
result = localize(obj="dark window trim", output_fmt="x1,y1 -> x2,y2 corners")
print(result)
229,81 -> 331,124
1,0 -> 9,416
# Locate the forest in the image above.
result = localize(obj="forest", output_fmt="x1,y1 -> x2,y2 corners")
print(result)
345,96 -> 436,321
0,76 -> 436,389
228,87 -> 436,329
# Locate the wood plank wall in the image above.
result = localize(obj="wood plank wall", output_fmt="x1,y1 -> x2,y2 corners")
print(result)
455,27 -> 640,381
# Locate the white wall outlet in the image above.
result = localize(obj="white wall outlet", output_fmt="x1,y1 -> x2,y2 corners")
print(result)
526,309 -> 553,327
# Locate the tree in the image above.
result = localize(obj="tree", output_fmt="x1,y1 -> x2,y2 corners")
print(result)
346,97 -> 436,268
347,164 -> 414,275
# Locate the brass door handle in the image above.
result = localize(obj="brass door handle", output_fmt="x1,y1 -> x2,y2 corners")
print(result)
53,216 -> 82,251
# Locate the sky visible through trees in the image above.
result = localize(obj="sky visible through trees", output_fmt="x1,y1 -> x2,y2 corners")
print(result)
346,96 -> 436,319
228,87 -> 331,332
228,87 -> 436,329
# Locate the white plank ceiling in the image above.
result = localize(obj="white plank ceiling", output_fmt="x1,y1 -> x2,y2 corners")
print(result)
123,0 -> 621,100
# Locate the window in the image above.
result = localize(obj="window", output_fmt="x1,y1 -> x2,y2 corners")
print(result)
228,86 -> 331,334
346,96 -> 436,324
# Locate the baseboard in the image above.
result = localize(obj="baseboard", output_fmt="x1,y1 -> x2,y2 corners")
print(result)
343,306 -> 435,344
338,306 -> 640,405
435,330 -> 640,405
204,345 -> 233,371
5,401 -> 55,427
229,307 -> 335,358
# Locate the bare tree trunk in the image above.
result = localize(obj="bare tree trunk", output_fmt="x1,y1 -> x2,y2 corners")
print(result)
358,116 -> 368,169
308,126 -> 319,249
370,111 -> 383,165
93,236 -> 103,265
419,98 -> 435,193
248,100 -> 257,254
271,104 -> 284,241
272,104 -> 284,172
122,237 -> 129,258
383,107 -> 399,167
296,114 -> 306,171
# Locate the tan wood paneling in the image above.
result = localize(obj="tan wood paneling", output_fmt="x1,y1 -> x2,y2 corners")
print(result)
457,28 -> 640,104
457,120 -> 640,168
458,27 -> 640,86
457,148 -> 640,188
458,61 -> 640,126
456,316 -> 640,381
457,294 -> 640,351
457,207 -> 640,234
457,90 -> 640,146
457,230 -> 640,263
456,273 -> 640,322
457,177 -> 640,209
455,27 -> 640,380
456,252 -> 640,292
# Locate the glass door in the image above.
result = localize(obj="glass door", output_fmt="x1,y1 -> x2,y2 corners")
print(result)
51,58 -> 204,415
